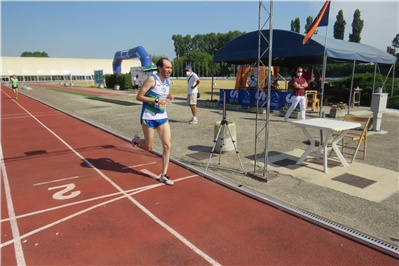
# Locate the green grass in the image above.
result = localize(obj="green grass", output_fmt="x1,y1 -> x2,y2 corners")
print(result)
169,79 -> 289,99
48,88 -> 100,97
44,78 -> 290,99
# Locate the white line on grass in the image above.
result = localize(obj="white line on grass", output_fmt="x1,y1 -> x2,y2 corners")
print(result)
1,90 -> 220,266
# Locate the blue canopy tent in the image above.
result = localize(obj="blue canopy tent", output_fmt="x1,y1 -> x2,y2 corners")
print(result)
212,29 -> 396,112
213,29 -> 396,65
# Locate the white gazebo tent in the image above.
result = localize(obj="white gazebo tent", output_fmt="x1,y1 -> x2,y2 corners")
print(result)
65,70 -> 94,86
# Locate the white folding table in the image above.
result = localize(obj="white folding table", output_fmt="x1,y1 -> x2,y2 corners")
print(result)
291,118 -> 361,173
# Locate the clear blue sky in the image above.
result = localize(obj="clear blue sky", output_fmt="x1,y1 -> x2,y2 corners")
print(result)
1,0 -> 398,61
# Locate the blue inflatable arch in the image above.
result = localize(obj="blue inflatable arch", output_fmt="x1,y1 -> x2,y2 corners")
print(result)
112,46 -> 152,74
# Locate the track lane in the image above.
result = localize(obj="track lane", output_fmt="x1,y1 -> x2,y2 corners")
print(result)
1,88 -> 218,265
1,86 -> 398,265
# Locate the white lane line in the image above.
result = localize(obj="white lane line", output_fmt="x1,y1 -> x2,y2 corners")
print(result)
0,144 -> 26,265
2,175 -> 198,222
2,90 -> 220,266
122,162 -> 156,169
33,176 -> 80,186
1,111 -> 59,117
2,113 -> 63,120
0,175 -> 195,248
1,182 -> 161,222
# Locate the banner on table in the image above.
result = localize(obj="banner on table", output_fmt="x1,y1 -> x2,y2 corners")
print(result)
219,89 -> 295,111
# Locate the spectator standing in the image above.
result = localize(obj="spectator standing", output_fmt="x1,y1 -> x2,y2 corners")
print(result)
185,65 -> 200,125
284,67 -> 308,122
133,75 -> 141,93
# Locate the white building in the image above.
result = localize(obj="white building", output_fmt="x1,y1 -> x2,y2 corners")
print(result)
1,56 -> 141,82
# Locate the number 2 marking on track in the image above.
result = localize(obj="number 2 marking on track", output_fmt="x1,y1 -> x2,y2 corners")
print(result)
48,183 -> 81,200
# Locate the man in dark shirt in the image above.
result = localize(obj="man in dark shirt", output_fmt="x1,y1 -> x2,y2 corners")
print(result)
284,67 -> 308,122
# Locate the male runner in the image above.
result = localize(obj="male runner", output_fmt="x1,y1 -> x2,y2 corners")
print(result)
132,58 -> 175,185
11,75 -> 19,99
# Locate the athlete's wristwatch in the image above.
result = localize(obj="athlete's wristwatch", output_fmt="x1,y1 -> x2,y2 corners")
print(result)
155,98 -> 159,103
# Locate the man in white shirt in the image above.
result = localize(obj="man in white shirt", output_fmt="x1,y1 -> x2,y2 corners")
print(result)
247,75 -> 257,88
185,65 -> 200,124
133,75 -> 141,93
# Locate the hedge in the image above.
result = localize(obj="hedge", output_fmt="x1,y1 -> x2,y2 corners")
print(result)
104,74 -> 132,90
329,73 -> 399,109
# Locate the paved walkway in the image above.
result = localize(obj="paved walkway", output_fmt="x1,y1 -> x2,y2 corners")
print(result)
15,84 -> 399,249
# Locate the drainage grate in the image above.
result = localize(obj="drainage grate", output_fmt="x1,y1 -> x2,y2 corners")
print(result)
332,173 -> 377,189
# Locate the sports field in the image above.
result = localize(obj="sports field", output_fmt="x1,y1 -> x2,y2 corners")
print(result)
42,78 -> 289,99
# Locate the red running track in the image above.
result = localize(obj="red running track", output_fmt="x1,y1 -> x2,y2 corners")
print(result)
1,86 -> 397,265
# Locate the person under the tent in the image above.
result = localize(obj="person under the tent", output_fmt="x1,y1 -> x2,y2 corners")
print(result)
284,67 -> 308,122
247,74 -> 257,88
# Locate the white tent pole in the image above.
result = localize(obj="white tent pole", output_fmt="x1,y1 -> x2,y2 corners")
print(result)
319,24 -> 329,118
348,60 -> 356,114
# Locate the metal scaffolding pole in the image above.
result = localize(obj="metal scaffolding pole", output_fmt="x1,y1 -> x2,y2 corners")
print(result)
250,0 -> 273,180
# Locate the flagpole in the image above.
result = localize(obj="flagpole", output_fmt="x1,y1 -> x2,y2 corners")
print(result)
319,19 -> 329,118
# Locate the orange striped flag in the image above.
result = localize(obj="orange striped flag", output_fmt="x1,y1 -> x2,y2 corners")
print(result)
303,0 -> 331,45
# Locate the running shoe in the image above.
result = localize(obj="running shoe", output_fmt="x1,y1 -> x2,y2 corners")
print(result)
131,133 -> 140,147
284,117 -> 289,122
189,118 -> 198,125
160,174 -> 174,185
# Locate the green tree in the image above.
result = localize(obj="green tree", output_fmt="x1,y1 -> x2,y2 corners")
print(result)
21,51 -> 33,57
386,33 -> 399,60
149,54 -> 168,65
290,20 -> 295,32
172,31 -> 245,59
20,51 -> 49,57
294,17 -> 300,33
171,34 -> 191,58
305,16 -> 313,33
216,31 -> 244,53
349,9 -> 364,43
333,10 -> 346,40
202,32 -> 219,55
290,18 -> 300,33
171,56 -> 188,77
